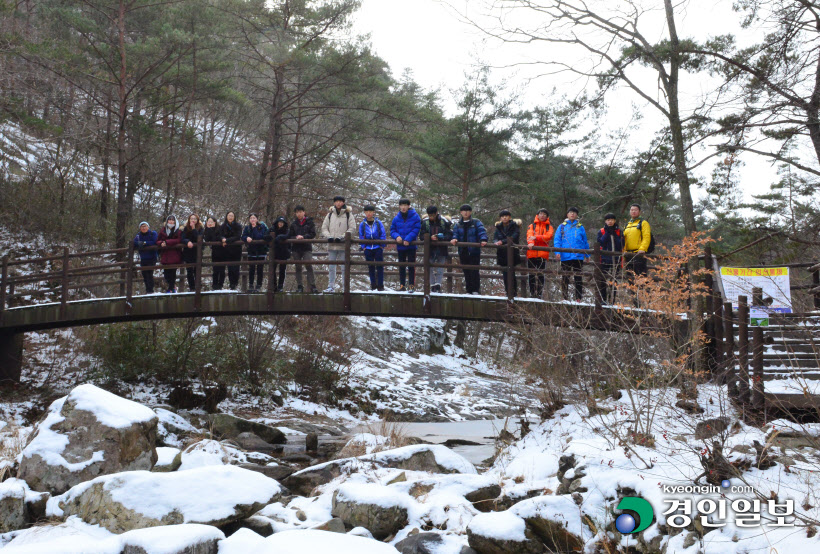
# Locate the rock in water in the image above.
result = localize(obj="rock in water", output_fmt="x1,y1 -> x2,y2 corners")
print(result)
18,384 -> 159,495
50,465 -> 283,533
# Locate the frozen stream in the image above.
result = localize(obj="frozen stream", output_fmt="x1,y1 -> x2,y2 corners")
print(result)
352,418 -> 512,466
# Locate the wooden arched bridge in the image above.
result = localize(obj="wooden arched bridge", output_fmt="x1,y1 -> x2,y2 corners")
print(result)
0,236 -> 672,383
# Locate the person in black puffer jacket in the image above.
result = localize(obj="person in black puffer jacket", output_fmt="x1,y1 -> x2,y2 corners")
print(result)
288,205 -> 318,293
493,210 -> 522,297
271,216 -> 290,292
203,216 -> 225,290
180,213 -> 203,291
241,213 -> 271,292
220,211 -> 243,290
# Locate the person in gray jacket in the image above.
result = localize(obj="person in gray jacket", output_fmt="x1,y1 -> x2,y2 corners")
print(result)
321,195 -> 358,292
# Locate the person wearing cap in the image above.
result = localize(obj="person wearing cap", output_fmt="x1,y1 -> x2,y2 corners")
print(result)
420,206 -> 453,293
623,203 -> 651,279
133,221 -> 159,294
597,213 -> 623,305
321,195 -> 357,293
359,205 -> 387,291
390,199 -> 422,292
450,204 -> 488,295
493,209 -> 522,297
288,205 -> 319,294
553,207 -> 589,301
157,215 -> 182,293
526,208 -> 554,298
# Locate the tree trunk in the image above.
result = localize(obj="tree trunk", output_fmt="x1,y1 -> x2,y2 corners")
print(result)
664,0 -> 697,235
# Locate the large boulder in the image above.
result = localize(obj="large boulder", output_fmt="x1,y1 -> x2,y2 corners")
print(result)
219,528 -> 399,554
285,444 -> 476,496
467,495 -> 588,554
207,414 -> 286,445
0,480 -> 26,533
49,465 -> 283,533
331,483 -> 412,540
118,524 -> 224,554
395,532 -> 445,553
17,384 -> 159,495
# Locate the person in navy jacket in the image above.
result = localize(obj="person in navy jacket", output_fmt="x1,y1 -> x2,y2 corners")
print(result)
271,216 -> 291,292
553,207 -> 589,301
241,214 -> 271,292
450,204 -> 489,295
359,205 -> 387,291
133,221 -> 158,294
390,199 -> 421,292
596,213 -> 623,305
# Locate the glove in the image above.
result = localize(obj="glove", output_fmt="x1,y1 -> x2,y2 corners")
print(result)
436,233 -> 444,240
328,238 -> 335,243
138,241 -> 146,248
335,238 -> 344,243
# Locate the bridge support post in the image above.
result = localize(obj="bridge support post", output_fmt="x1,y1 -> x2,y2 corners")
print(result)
592,242 -> 603,311
60,247 -> 70,320
125,241 -> 135,314
812,265 -> 820,309
751,324 -> 765,411
737,295 -> 750,403
195,235 -> 204,311
423,234 -> 431,315
723,301 -> 737,398
0,332 -> 23,384
343,232 -> 351,312
506,238 -> 515,302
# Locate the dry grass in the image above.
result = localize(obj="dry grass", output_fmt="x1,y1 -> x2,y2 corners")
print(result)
336,419 -> 411,459
0,422 -> 28,481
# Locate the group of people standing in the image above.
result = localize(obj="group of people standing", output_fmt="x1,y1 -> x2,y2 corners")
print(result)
132,195 -> 652,303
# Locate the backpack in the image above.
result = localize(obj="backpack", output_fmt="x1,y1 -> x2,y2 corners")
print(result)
636,219 -> 655,254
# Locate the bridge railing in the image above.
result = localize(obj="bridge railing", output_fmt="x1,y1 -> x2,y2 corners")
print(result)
0,233 -> 659,318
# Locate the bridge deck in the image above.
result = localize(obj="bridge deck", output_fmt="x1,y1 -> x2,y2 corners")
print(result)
0,291 -> 662,334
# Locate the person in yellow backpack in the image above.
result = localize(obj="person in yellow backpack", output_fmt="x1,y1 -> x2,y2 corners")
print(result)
623,203 -> 651,279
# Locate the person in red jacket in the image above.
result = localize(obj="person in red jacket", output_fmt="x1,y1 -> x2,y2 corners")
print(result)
526,208 -> 555,298
157,215 -> 182,293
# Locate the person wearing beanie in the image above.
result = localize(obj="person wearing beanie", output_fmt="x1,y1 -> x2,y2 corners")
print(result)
493,209 -> 522,297
553,207 -> 589,301
390,199 -> 422,292
288,205 -> 318,293
359,205 -> 387,291
597,213 -> 623,305
526,208 -> 554,298
420,206 -> 453,293
133,221 -> 159,294
157,215 -> 182,293
241,213 -> 271,292
271,216 -> 291,292
450,204 -> 488,294
321,195 -> 357,292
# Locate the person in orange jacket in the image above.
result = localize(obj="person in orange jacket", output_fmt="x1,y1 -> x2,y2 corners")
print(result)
526,208 -> 555,298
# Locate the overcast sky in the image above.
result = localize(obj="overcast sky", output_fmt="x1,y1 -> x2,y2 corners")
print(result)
352,0 -> 801,206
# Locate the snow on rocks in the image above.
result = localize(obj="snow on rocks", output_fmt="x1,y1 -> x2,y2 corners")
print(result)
152,447 -> 181,473
219,528 -> 399,554
47,465 -> 283,533
0,478 -> 48,533
284,444 -> 476,496
17,384 -> 158,495
1,517 -> 224,554
467,495 -> 589,553
154,408 -> 200,448
331,483 -> 414,539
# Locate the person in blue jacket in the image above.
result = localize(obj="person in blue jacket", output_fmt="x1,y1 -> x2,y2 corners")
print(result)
554,207 -> 589,301
390,199 -> 421,292
450,204 -> 489,295
359,205 -> 387,291
241,214 -> 271,292
596,213 -> 623,305
133,221 -> 159,294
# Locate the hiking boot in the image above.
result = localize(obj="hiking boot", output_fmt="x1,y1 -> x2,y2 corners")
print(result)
407,284 -> 415,293
323,286 -> 334,293
377,286 -> 385,291
431,284 -> 441,293
311,286 -> 320,294
296,285 -> 304,293
397,284 -> 406,292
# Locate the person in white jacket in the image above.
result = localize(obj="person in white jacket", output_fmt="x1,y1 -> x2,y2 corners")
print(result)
321,195 -> 358,292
